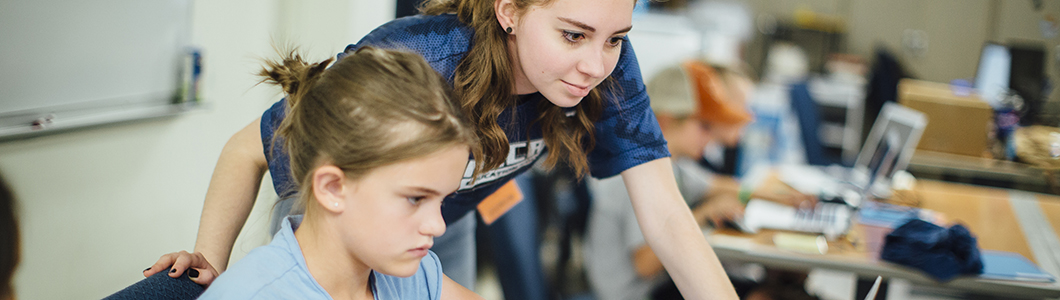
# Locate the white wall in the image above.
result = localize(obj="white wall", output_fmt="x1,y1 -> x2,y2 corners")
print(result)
0,0 -> 393,298
740,0 -> 1059,87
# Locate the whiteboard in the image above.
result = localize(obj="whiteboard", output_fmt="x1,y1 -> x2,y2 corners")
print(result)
0,0 -> 194,140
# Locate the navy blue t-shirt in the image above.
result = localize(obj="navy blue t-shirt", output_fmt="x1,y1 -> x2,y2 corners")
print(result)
262,14 -> 669,223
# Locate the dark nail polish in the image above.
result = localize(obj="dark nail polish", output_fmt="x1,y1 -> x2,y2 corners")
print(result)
169,268 -> 177,274
188,269 -> 200,278
144,267 -> 151,272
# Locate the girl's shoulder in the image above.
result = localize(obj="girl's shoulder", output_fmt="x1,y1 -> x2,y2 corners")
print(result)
199,245 -> 322,299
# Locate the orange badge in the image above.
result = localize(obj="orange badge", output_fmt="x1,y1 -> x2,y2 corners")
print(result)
477,180 -> 524,225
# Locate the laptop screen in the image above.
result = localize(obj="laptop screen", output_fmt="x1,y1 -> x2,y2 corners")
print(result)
855,103 -> 927,183
865,130 -> 900,188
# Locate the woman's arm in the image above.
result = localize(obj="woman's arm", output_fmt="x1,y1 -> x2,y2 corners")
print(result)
620,157 -> 738,300
194,117 -> 269,270
144,118 -> 268,284
634,193 -> 741,279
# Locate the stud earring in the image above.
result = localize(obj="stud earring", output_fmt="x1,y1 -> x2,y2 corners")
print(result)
505,27 -> 513,34
333,202 -> 339,207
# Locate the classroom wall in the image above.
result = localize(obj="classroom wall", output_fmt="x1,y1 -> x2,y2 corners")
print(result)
0,0 -> 393,299
741,0 -> 1058,93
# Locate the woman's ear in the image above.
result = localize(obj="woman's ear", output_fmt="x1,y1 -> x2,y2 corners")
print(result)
312,165 -> 349,213
494,0 -> 518,33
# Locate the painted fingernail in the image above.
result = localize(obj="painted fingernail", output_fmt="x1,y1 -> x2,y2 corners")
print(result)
188,269 -> 200,278
169,268 -> 177,274
144,267 -> 151,272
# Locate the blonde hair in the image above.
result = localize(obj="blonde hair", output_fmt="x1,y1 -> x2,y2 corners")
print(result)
421,0 -> 613,178
259,46 -> 481,212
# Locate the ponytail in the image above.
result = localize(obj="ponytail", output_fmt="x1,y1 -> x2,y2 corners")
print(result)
258,49 -> 334,114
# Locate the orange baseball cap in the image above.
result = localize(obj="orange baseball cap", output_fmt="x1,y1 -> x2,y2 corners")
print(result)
647,60 -> 753,126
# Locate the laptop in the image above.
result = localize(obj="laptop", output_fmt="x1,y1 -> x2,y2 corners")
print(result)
850,102 -> 928,199
741,103 -> 926,237
779,102 -> 927,205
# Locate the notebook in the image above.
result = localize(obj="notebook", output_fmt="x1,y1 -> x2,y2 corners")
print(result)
980,250 -> 1055,282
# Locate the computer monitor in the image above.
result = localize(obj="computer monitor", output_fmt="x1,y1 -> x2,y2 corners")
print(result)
974,43 -> 1012,108
854,103 -> 927,186
1009,43 -> 1046,125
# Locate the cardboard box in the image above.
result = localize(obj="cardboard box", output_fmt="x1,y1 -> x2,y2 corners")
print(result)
898,79 -> 994,157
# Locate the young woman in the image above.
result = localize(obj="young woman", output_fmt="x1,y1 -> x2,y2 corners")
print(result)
197,46 -> 483,299
148,0 -> 739,298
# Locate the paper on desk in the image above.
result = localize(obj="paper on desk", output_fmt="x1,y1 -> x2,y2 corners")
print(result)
778,164 -> 840,195
742,199 -> 798,233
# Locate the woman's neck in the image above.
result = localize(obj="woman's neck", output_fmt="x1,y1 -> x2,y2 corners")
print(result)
295,214 -> 374,300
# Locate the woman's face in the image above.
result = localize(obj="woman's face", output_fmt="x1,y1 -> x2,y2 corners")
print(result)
505,0 -> 635,107
338,145 -> 467,277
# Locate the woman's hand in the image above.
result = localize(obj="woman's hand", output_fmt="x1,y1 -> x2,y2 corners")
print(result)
143,250 -> 220,286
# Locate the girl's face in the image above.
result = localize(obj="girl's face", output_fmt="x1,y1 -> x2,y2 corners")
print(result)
667,118 -> 744,159
339,145 -> 468,277
505,0 -> 635,107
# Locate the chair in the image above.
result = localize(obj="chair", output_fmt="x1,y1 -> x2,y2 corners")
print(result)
102,270 -> 204,300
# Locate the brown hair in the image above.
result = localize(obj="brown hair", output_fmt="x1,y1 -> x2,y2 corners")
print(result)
259,46 -> 481,212
0,172 -> 18,300
421,0 -> 609,178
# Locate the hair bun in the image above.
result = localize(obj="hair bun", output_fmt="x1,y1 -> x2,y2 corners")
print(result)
259,50 -> 334,107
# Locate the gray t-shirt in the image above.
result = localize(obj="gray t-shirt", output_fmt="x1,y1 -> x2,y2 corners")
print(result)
584,158 -> 713,300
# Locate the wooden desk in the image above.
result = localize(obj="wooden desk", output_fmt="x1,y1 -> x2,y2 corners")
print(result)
707,179 -> 1060,299
916,180 -> 1034,261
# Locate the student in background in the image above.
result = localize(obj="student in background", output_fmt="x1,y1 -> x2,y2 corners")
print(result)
198,46 -> 483,299
148,0 -> 740,298
736,43 -> 812,175
585,61 -> 814,300
0,173 -> 18,300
